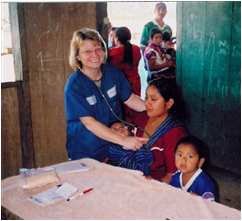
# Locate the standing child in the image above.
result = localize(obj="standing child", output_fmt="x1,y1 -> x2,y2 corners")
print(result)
170,136 -> 216,201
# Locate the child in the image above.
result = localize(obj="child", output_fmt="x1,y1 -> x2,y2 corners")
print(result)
170,136 -> 216,201
161,31 -> 176,63
144,28 -> 175,82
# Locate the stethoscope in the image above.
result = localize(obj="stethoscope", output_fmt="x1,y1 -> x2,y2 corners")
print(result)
78,66 -> 151,138
95,82 -> 151,138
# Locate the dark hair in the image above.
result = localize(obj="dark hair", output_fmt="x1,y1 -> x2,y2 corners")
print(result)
176,136 -> 216,198
162,31 -> 171,41
150,28 -> 163,39
148,78 -> 187,120
115,26 -> 133,66
111,27 -> 117,32
175,136 -> 208,159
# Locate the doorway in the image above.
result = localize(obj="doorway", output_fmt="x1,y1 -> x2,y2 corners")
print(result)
107,2 -> 176,98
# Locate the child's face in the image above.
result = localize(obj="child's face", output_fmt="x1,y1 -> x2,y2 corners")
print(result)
151,33 -> 162,46
145,85 -> 174,118
175,144 -> 204,175
111,122 -> 129,137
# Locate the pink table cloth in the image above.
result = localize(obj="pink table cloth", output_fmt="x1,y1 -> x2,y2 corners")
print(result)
2,158 -> 241,220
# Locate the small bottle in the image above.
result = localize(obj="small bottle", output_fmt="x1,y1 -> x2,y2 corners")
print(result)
19,168 -> 29,187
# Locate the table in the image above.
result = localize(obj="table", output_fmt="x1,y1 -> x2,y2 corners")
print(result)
1,158 -> 241,219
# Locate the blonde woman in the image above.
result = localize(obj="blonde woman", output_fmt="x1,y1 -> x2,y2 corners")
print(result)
64,28 -> 147,161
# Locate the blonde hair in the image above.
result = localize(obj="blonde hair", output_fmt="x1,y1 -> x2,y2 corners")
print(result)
69,28 -> 107,70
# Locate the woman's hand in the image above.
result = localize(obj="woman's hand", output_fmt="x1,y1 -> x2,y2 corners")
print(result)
121,136 -> 148,151
81,116 -> 148,150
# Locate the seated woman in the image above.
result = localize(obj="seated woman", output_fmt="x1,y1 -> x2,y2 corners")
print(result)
64,28 -> 147,161
144,28 -> 176,82
108,77 -> 187,183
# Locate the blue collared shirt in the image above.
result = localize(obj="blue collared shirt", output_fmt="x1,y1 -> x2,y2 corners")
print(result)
64,64 -> 132,161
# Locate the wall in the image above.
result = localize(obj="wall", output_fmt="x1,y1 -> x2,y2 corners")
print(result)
21,3 -> 99,167
177,2 -> 241,174
1,86 -> 22,178
2,3 -> 107,178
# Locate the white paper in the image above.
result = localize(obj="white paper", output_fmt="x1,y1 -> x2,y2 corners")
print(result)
55,182 -> 77,199
30,186 -> 61,206
29,182 -> 77,206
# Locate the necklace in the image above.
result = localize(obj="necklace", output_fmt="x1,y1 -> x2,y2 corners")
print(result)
93,73 -> 102,87
93,74 -> 102,82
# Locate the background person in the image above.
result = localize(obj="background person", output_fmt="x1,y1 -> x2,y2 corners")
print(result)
64,28 -> 148,161
140,2 -> 172,53
144,28 -> 176,82
108,26 -> 142,123
108,27 -> 117,48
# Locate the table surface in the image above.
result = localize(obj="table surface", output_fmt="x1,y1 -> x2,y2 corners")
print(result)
1,158 -> 241,220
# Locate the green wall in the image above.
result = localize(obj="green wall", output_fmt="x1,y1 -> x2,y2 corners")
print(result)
177,2 -> 241,174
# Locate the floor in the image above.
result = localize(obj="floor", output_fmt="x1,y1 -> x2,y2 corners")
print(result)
207,166 -> 241,210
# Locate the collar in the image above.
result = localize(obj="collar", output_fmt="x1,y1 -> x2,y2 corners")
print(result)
78,64 -> 105,81
153,20 -> 166,29
179,168 -> 203,191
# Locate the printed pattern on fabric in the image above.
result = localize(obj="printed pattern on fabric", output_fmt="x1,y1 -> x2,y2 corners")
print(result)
108,146 -> 153,176
144,42 -> 175,79
144,44 -> 166,65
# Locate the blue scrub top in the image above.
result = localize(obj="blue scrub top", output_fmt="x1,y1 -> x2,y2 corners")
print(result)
64,64 -> 132,161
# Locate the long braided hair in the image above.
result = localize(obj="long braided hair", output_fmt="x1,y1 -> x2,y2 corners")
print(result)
115,26 -> 133,66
